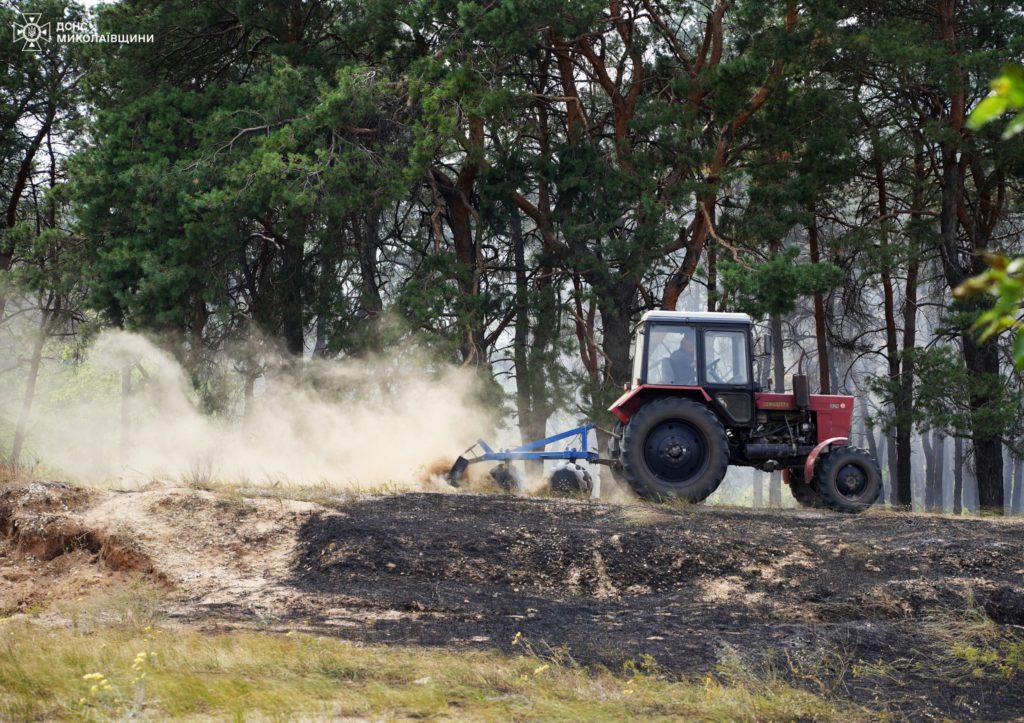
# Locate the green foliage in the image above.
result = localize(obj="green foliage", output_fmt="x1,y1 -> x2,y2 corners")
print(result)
967,63 -> 1024,139
719,248 -> 843,317
952,640 -> 1024,680
955,254 -> 1024,339
73,4 -> 411,351
959,60 -> 1024,370
908,346 -> 1024,453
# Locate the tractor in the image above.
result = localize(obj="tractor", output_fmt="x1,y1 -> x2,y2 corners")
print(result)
448,310 -> 882,513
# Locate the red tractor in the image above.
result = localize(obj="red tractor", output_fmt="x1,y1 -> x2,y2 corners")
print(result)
607,310 -> 881,512
448,310 -> 881,512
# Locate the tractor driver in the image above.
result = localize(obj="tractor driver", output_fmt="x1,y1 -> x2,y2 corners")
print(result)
669,329 -> 697,384
647,326 -> 697,385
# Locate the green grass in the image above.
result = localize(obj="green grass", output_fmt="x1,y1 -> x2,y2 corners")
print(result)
0,590 -> 870,721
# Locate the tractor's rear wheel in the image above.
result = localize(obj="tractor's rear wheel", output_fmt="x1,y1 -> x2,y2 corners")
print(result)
619,397 -> 729,502
786,468 -> 825,509
814,447 -> 882,513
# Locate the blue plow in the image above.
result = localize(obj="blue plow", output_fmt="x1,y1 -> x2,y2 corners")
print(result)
446,423 -> 600,487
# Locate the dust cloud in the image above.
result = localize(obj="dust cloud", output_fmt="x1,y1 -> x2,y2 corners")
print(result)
6,330 -> 494,488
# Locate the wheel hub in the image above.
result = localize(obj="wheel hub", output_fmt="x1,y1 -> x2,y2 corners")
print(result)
643,421 -> 707,485
664,441 -> 688,460
835,463 -> 868,499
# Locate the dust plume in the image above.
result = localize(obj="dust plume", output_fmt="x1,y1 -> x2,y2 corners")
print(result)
6,330 -> 495,488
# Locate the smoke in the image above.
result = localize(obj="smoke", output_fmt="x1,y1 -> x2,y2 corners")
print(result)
6,330 -> 495,488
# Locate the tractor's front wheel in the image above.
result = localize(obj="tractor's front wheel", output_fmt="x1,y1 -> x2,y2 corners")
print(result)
619,397 -> 729,502
785,468 -> 825,509
814,447 -> 882,513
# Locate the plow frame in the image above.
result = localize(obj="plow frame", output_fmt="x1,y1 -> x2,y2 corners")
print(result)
447,424 -> 600,486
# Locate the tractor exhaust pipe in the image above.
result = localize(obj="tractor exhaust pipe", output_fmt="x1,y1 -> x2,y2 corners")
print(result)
792,373 -> 810,410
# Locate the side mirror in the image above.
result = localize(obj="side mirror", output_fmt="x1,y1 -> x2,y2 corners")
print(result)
757,332 -> 772,358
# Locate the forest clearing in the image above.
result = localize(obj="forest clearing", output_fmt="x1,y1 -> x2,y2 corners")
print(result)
4,0 -> 1024,718
1,478 -> 1023,720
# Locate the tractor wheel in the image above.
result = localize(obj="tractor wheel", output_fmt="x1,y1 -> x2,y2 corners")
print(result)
813,447 -> 882,513
619,396 -> 729,502
549,464 -> 593,496
786,468 -> 825,509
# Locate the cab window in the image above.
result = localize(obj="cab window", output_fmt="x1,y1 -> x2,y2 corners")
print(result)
645,324 -> 697,385
703,330 -> 749,385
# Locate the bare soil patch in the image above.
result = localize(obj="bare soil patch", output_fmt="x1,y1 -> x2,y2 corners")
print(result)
2,480 -> 1023,719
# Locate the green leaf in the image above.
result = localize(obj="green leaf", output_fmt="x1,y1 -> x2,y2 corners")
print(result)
1002,112 -> 1024,139
999,63 -> 1024,106
954,272 -> 995,298
1014,329 -> 1024,371
967,95 -> 1009,129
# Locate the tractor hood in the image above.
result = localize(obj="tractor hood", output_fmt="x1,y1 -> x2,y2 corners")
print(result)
755,392 -> 855,442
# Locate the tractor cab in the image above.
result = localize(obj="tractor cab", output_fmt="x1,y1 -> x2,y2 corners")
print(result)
631,311 -> 754,391
620,310 -> 757,427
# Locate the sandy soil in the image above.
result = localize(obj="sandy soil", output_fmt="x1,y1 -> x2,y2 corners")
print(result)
2,480 -> 1023,719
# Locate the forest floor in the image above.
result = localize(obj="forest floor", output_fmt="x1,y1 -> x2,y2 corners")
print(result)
1,479 -> 1023,720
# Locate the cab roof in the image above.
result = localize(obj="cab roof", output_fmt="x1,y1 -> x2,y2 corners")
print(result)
641,310 -> 752,325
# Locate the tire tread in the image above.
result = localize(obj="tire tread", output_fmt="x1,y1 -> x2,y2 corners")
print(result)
619,396 -> 729,502
814,446 -> 882,514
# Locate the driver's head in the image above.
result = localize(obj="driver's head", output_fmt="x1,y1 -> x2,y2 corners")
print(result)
679,330 -> 695,353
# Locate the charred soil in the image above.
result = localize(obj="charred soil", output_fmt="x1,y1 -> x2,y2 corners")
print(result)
2,480 -> 1023,720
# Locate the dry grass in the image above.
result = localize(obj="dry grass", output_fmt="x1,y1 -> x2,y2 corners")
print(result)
0,459 -> 42,485
167,474 -> 415,506
849,591 -> 1024,696
0,586 -> 870,722
919,591 -> 1024,681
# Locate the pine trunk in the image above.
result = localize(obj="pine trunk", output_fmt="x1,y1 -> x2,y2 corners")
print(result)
1012,458 -> 1023,515
807,215 -> 829,394
953,437 -> 964,515
12,308 -> 54,465
962,335 -> 1004,513
511,210 -> 554,478
921,431 -> 933,512
280,230 -> 305,358
932,432 -> 946,512
886,434 -> 899,507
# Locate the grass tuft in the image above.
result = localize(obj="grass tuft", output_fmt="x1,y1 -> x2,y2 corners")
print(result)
920,591 -> 1024,681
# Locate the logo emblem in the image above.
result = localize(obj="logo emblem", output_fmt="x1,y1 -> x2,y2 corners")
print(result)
12,12 -> 50,52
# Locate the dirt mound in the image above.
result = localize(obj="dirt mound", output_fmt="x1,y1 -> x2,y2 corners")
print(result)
2,481 -> 1023,718
0,482 -> 156,613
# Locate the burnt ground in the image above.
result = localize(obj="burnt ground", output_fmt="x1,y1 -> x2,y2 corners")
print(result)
2,481 -> 1024,720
